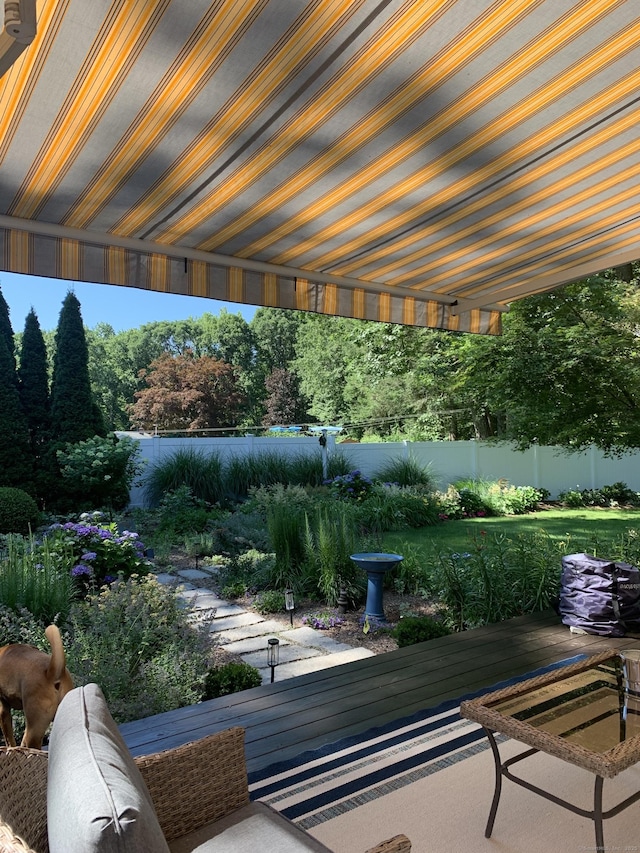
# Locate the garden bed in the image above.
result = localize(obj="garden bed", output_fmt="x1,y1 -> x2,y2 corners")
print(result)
166,548 -> 438,657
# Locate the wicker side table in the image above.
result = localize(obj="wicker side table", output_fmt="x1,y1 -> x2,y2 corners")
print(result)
460,651 -> 640,851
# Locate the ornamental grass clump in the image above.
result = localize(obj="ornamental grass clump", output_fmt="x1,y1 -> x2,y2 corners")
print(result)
0,534 -> 75,624
44,511 -> 152,591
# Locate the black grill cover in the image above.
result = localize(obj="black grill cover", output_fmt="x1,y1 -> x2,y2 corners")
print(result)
559,553 -> 640,637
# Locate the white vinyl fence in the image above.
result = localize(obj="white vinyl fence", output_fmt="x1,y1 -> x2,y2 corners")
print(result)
118,433 -> 640,508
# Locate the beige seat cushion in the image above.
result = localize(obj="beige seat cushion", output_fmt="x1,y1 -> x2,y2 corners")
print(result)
168,801 -> 332,853
47,683 -> 170,853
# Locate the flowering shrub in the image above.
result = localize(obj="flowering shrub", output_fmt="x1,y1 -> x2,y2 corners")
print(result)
57,434 -> 144,512
302,610 -> 343,629
325,470 -> 374,502
44,511 -> 152,590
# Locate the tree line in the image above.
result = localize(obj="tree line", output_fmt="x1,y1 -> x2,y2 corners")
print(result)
1,291 -> 105,508
3,265 -> 640,508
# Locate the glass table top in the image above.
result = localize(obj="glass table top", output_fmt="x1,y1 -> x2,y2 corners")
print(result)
484,656 -> 640,755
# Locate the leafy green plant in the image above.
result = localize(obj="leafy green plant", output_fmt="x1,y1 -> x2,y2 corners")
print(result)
66,575 -> 211,722
184,531 -> 218,566
448,478 -> 544,518
246,482 -> 314,515
556,488 -> 584,507
254,589 -> 286,614
0,604 -> 47,646
0,487 -> 39,535
390,541 -> 431,596
430,530 -> 563,630
208,506 -> 270,555
558,481 -> 640,508
57,434 -> 143,513
153,486 -> 215,537
221,581 -> 247,599
202,662 -> 262,699
392,616 -> 451,647
499,484 -> 544,514
359,485 -> 440,533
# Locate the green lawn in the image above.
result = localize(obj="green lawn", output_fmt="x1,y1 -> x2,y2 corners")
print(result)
382,507 -> 640,560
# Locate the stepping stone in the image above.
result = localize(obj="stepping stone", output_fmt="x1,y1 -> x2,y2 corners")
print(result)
214,620 -> 289,641
209,603 -> 246,618
175,568 -> 214,581
266,647 -> 374,682
177,590 -> 226,610
241,645 -> 321,669
210,613 -> 265,632
284,627 -> 358,653
220,635 -> 291,655
152,573 -> 179,586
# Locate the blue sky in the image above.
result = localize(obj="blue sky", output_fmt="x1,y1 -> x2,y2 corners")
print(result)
0,272 -> 259,333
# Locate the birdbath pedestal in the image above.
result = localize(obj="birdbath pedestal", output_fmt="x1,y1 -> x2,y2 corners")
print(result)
350,553 -> 403,621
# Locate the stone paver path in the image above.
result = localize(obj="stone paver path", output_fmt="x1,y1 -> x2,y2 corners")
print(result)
154,565 -> 374,685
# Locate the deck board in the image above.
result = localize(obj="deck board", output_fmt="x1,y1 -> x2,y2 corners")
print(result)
119,611 -> 640,774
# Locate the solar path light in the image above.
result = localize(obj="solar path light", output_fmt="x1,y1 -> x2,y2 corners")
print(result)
267,638 -> 280,683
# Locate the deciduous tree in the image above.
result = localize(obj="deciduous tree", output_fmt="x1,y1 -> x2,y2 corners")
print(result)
262,368 -> 308,426
131,352 -> 246,431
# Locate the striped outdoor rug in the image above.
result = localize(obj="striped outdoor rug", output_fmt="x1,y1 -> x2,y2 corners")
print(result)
247,655 -> 640,853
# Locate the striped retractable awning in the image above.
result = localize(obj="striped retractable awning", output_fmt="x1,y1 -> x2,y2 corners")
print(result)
1,0 -> 640,335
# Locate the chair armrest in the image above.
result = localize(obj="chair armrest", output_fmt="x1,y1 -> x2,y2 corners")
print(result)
135,727 -> 249,843
365,835 -> 411,853
0,747 -> 49,853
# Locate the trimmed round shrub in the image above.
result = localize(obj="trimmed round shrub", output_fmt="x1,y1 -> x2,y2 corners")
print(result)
0,487 -> 39,534
202,662 -> 262,699
392,615 -> 451,647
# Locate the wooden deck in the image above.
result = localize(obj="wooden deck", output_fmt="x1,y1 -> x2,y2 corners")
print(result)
119,610 -> 640,775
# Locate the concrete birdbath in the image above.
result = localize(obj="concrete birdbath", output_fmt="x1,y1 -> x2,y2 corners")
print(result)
350,552 -> 404,620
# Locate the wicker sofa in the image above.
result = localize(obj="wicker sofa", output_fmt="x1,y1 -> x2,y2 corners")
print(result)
0,684 -> 411,853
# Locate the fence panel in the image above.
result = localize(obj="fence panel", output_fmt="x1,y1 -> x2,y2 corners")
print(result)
118,433 -> 640,507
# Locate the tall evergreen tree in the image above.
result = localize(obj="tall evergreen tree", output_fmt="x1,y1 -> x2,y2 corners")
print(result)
0,332 -> 32,488
18,309 -> 52,495
50,291 -> 106,445
0,285 -> 17,380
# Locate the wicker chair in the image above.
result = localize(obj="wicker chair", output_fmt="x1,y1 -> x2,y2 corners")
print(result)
0,728 -> 411,853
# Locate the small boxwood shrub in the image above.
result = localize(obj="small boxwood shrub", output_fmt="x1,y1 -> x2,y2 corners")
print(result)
392,615 -> 451,647
202,661 -> 262,699
0,487 -> 39,534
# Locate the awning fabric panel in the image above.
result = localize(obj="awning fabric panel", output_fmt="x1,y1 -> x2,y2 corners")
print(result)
1,0 -> 639,334
0,226 -> 500,333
